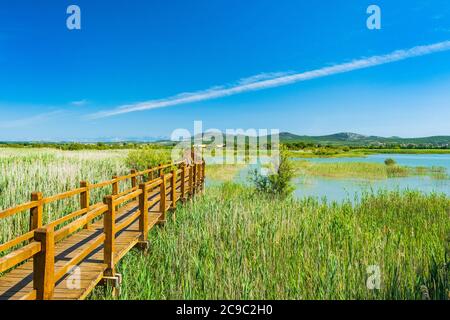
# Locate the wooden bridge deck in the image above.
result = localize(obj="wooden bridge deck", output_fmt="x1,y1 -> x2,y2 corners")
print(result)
0,160 -> 205,300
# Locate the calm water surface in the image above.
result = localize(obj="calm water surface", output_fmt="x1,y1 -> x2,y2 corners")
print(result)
233,154 -> 450,202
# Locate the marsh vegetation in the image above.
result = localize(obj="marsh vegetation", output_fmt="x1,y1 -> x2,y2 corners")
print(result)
93,183 -> 449,300
0,148 -> 448,299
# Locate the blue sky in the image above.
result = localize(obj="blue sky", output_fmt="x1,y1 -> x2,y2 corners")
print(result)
0,0 -> 450,141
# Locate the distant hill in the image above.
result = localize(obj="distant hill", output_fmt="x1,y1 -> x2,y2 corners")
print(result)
3,132 -> 448,148
182,131 -> 450,148
278,132 -> 450,147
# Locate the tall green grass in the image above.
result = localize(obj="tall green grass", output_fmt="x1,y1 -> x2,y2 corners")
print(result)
93,183 -> 449,300
0,148 -> 130,245
293,161 -> 448,180
1,148 -> 448,299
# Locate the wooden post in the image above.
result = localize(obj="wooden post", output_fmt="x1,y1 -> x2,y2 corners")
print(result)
103,196 -> 116,277
80,181 -> 90,229
158,163 -> 163,177
138,183 -> 149,245
33,226 -> 55,300
131,169 -> 137,189
171,169 -> 177,209
148,166 -> 153,182
202,160 -> 206,191
193,163 -> 197,195
30,192 -> 43,232
159,174 -> 167,224
189,165 -> 194,197
112,176 -> 119,195
180,163 -> 186,200
197,163 -> 201,192
198,163 -> 202,191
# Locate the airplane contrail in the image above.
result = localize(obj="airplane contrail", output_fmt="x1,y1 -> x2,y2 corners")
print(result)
89,40 -> 450,119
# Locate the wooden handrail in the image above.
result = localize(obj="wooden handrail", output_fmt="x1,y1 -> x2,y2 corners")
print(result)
0,230 -> 35,253
42,187 -> 86,205
0,242 -> 41,273
0,201 -> 39,220
113,189 -> 142,206
54,204 -> 107,243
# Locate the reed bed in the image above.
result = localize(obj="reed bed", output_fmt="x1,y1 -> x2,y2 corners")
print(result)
293,161 -> 448,180
205,164 -> 246,182
94,183 -> 449,300
0,148 -> 129,245
1,148 -> 448,299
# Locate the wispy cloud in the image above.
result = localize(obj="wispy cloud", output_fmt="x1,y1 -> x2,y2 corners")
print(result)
71,99 -> 88,106
89,40 -> 450,119
0,110 -> 64,129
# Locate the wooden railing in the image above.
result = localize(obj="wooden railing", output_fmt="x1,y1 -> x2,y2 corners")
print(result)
0,159 -> 206,300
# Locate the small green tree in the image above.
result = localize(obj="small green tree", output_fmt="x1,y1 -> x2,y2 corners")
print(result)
125,148 -> 171,171
384,158 -> 396,166
249,145 -> 295,198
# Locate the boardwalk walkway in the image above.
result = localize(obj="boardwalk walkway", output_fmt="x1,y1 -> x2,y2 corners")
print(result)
0,160 -> 205,300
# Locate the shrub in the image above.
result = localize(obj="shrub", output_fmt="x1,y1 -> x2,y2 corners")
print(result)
384,158 -> 396,166
125,148 -> 171,171
249,145 -> 295,198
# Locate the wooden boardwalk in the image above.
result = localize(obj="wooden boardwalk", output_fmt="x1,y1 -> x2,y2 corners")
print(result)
0,160 -> 205,300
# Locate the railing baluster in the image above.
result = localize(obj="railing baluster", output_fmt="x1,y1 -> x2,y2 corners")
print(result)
147,166 -> 152,181
181,163 -> 186,201
80,181 -> 90,229
159,174 -> 167,225
33,226 -> 55,300
30,192 -> 43,232
171,169 -> 177,209
189,164 -> 194,197
202,160 -> 206,191
198,163 -> 203,192
193,163 -> 197,195
103,196 -> 116,277
138,183 -> 149,250
112,176 -> 119,195
131,169 -> 137,189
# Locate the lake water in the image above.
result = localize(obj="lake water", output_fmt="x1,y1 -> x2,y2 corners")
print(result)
234,154 -> 450,203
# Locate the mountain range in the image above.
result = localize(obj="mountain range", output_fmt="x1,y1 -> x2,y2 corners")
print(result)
185,131 -> 450,147
277,132 -> 450,146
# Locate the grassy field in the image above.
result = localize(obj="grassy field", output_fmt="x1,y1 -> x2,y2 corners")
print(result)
293,160 -> 448,180
287,148 -> 450,158
0,148 -> 130,245
1,148 -> 449,299
92,183 -> 449,300
205,164 -> 246,182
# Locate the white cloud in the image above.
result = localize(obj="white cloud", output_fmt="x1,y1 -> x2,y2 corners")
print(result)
0,110 -> 64,129
89,40 -> 450,119
71,99 -> 88,106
